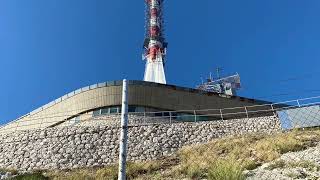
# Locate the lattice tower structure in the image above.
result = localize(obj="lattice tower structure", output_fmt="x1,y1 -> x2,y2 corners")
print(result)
143,0 -> 168,84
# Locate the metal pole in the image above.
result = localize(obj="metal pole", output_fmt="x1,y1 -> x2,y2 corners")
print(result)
169,111 -> 172,124
194,110 -> 197,122
118,79 -> 129,180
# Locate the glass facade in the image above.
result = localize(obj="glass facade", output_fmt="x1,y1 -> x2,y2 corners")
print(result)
74,116 -> 80,124
135,107 -> 145,112
101,108 -> 109,115
110,107 -> 119,114
93,110 -> 101,117
128,106 -> 137,113
66,116 -> 81,125
92,106 -> 150,117
90,106 -> 210,122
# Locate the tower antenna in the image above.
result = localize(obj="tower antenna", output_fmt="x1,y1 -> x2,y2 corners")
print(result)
142,0 -> 167,84
216,67 -> 223,79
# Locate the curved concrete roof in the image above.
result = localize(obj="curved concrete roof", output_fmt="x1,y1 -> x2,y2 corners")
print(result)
0,80 -> 272,133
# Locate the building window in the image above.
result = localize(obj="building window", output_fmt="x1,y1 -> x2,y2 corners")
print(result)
163,112 -> 170,117
128,106 -> 136,113
93,109 -> 101,117
74,116 -> 80,124
155,112 -> 163,117
101,108 -> 109,115
91,106 -> 153,117
135,107 -> 145,112
69,116 -> 80,125
110,107 -> 118,114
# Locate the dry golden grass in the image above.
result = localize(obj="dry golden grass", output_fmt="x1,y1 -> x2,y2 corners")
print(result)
208,159 -> 245,180
47,159 -> 172,180
174,128 -> 320,179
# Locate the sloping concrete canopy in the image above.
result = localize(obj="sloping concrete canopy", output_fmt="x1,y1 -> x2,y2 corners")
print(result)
0,80 -> 274,133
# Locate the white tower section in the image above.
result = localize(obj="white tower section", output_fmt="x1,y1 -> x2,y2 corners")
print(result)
143,0 -> 167,84
144,56 -> 166,84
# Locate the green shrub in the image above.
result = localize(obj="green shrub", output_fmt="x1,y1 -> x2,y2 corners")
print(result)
208,160 -> 245,180
95,165 -> 118,180
265,160 -> 286,170
0,169 -> 18,175
126,161 -> 162,179
48,169 -> 95,180
95,162 -> 162,180
10,173 -> 48,180
176,164 -> 206,179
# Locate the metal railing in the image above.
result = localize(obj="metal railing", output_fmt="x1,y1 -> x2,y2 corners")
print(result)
0,95 -> 319,133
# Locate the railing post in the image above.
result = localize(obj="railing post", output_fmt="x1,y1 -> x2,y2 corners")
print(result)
271,104 -> 276,116
220,109 -> 224,120
118,79 -> 129,180
39,118 -> 44,129
15,120 -> 20,132
194,110 -> 197,122
169,111 -> 172,124
244,106 -> 249,119
297,100 -> 301,107
143,111 -> 146,124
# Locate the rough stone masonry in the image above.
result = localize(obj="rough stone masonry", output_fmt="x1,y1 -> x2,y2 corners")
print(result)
0,115 -> 281,171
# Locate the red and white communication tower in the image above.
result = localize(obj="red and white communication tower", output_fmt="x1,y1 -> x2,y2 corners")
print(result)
143,0 -> 168,84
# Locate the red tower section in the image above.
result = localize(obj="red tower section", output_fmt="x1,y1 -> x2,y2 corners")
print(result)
143,0 -> 167,61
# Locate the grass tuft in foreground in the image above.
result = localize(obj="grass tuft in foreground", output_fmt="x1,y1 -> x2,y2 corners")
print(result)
10,172 -> 48,180
47,159 -> 168,180
208,159 -> 245,180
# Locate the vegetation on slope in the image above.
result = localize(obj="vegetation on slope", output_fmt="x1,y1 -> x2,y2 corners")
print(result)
10,172 -> 48,180
10,128 -> 320,180
174,128 -> 320,179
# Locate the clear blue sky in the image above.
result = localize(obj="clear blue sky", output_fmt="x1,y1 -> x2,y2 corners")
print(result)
1,0 -> 320,124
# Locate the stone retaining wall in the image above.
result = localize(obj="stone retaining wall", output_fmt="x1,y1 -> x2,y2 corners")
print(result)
0,116 -> 281,170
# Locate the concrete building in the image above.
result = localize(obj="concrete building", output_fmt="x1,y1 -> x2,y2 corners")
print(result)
0,80 -> 275,133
